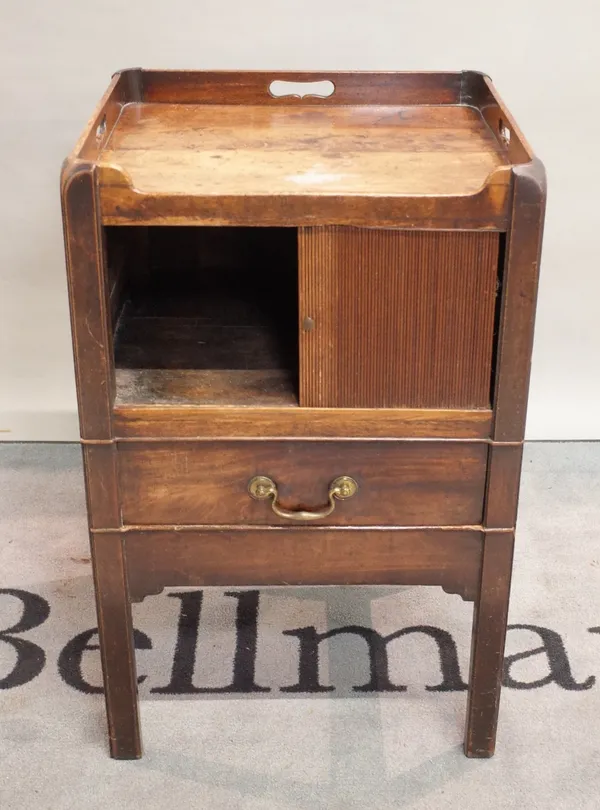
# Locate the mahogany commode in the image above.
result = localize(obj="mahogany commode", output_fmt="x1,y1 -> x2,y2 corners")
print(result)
61,69 -> 545,759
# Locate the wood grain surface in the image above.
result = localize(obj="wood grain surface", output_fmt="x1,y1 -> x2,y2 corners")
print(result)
300,228 -> 500,408
112,405 -> 493,440
121,527 -> 484,603
484,443 -> 524,529
492,160 -> 546,441
117,440 -> 488,527
465,530 -> 515,756
100,103 -> 504,198
115,369 -> 297,408
61,166 -> 114,439
89,532 -> 142,759
139,70 -> 465,106
62,69 -> 545,760
63,70 -> 534,229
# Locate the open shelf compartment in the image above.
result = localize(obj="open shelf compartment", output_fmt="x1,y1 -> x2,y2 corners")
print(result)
108,226 -> 299,407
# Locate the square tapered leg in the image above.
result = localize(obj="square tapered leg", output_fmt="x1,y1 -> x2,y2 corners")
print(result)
90,532 -> 142,759
464,531 -> 514,757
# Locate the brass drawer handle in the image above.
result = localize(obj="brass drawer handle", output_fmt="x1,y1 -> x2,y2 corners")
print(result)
248,475 -> 358,521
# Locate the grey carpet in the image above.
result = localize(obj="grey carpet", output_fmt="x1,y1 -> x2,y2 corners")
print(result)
0,442 -> 599,809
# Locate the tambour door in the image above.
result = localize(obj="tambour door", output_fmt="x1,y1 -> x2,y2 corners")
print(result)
299,227 -> 500,409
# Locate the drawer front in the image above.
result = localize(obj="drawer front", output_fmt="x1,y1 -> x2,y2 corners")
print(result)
118,440 -> 487,527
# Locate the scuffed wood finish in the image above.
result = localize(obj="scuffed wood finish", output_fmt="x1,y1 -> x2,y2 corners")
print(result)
462,72 -> 533,166
300,229 -> 499,408
62,70 -> 545,759
492,160 -> 546,441
97,100 -> 510,226
115,368 -> 296,408
90,532 -> 141,759
484,443 -> 524,529
99,183 -> 510,230
117,440 -> 488,527
101,103 -> 504,198
61,69 -> 538,229
112,405 -> 493,440
141,70 -> 465,106
68,69 -> 142,165
91,70 -> 518,228
61,166 -> 114,439
82,443 -> 120,529
122,528 -> 484,603
465,531 -> 515,757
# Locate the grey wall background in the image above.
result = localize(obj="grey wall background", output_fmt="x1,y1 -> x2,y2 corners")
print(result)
1,1 -> 598,440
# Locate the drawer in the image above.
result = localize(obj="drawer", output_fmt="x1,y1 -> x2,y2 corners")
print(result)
118,440 -> 487,527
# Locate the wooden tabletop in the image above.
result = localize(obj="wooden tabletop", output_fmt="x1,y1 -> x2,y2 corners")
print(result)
99,102 -> 506,198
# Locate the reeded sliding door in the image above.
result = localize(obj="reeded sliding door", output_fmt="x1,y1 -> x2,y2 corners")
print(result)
299,227 -> 500,408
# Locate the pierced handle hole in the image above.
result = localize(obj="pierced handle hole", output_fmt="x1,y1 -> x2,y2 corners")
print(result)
269,79 -> 335,99
96,115 -> 107,142
498,118 -> 511,147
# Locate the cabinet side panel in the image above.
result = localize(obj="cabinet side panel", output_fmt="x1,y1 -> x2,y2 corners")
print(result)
300,228 -> 499,409
493,162 -> 546,441
62,167 -> 114,438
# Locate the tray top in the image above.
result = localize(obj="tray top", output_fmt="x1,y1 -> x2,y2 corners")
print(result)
99,102 -> 506,198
